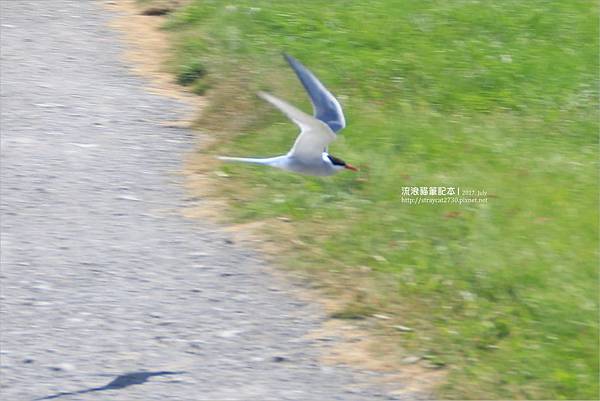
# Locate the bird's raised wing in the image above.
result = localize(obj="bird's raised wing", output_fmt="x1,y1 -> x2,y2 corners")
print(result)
258,91 -> 336,161
284,53 -> 346,133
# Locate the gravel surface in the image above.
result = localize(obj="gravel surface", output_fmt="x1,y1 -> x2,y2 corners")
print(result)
0,1 -> 417,400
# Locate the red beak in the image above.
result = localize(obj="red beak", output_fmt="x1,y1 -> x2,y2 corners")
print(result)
345,163 -> 358,172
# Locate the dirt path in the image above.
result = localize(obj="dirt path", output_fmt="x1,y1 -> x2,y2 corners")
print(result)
0,1 -> 423,400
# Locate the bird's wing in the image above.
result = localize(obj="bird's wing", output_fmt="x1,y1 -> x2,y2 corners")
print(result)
284,53 -> 346,133
258,91 -> 336,161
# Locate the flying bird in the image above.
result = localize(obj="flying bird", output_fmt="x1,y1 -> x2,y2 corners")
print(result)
218,53 -> 357,176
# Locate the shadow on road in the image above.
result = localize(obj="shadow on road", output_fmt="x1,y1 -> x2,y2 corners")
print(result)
34,370 -> 185,400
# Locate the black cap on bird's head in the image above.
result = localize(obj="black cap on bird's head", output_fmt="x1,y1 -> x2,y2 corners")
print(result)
327,154 -> 358,172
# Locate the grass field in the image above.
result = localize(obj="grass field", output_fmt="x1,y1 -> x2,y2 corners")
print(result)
150,0 -> 597,398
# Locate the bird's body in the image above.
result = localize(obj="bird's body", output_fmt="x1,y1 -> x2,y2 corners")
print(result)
218,54 -> 356,176
219,152 -> 344,176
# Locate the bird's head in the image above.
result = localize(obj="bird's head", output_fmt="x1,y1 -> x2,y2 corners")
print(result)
326,154 -> 358,172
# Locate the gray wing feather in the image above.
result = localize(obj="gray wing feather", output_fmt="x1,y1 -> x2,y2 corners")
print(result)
284,53 -> 346,133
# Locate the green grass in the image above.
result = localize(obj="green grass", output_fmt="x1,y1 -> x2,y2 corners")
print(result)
161,1 -> 598,399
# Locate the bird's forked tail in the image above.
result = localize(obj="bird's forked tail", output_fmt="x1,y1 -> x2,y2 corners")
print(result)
216,155 -> 285,167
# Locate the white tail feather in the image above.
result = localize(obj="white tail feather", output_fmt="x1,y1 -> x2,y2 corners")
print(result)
217,155 -> 284,166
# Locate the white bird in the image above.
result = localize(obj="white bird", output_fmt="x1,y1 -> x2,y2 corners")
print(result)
218,53 -> 357,176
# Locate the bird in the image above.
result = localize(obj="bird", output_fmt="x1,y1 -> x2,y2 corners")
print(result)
218,53 -> 357,176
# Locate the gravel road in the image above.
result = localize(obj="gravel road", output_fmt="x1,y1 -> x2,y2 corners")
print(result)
0,1 -> 414,400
